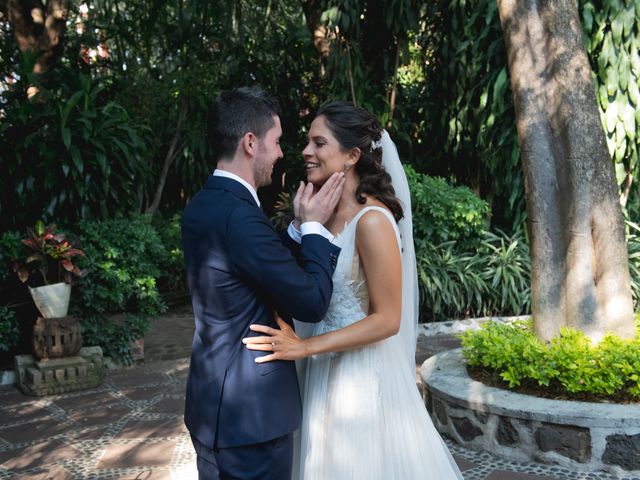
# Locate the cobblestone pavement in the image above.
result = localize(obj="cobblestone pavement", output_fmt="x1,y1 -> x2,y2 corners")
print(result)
0,305 -> 637,480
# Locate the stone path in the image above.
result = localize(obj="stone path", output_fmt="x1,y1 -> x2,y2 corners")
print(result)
0,306 -> 636,480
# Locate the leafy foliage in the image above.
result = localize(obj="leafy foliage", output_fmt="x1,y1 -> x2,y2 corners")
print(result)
0,232 -> 23,283
461,319 -> 640,401
581,0 -> 640,214
417,230 -> 530,321
406,165 -> 489,248
0,69 -> 150,230
421,0 -> 523,229
152,213 -> 187,296
72,215 -> 168,363
0,306 -> 19,353
13,221 -> 84,286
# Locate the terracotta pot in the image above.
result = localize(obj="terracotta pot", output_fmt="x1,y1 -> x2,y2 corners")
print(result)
28,282 -> 71,318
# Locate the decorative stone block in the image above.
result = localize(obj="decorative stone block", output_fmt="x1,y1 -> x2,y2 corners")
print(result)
535,423 -> 591,463
33,316 -> 82,360
602,433 -> 640,471
474,411 -> 489,424
434,398 -> 448,426
497,417 -> 519,446
14,346 -> 105,396
451,416 -> 483,441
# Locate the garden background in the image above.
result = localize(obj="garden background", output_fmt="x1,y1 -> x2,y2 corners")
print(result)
1,0 -> 640,367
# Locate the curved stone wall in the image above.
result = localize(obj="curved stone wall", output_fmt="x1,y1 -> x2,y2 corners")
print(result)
421,349 -> 640,476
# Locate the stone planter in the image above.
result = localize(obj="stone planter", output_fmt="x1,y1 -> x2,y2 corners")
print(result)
33,316 -> 83,360
15,346 -> 105,396
28,282 -> 71,318
421,349 -> 640,476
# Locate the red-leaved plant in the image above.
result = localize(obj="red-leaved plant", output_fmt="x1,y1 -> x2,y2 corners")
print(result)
13,220 -> 85,286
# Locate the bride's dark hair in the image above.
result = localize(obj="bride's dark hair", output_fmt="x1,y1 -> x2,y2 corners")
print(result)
316,101 -> 403,222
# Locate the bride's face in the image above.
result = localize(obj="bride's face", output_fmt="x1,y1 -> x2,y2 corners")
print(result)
302,116 -> 353,185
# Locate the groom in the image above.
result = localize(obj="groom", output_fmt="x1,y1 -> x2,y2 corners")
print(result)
182,87 -> 343,479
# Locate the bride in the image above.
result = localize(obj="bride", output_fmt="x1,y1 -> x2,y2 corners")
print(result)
244,101 -> 463,479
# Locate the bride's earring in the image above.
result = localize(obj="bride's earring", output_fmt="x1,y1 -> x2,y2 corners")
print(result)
343,163 -> 353,173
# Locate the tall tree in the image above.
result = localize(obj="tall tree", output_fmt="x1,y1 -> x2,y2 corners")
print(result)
497,0 -> 636,341
0,0 -> 69,95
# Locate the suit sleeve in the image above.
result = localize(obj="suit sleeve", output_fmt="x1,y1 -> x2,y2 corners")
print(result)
280,229 -> 302,259
227,206 -> 340,323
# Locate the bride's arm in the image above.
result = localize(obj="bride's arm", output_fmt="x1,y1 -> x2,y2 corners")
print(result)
244,209 -> 402,362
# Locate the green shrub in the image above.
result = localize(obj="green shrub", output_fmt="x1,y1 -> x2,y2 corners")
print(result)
480,229 -> 531,315
0,306 -> 19,352
152,213 -> 186,296
417,229 -> 530,320
406,165 -> 490,249
73,215 -> 167,363
461,319 -> 640,401
0,231 -> 22,282
0,69 -> 150,230
627,222 -> 640,310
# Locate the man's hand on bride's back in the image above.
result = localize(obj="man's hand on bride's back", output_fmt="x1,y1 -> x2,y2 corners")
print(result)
295,172 -> 345,225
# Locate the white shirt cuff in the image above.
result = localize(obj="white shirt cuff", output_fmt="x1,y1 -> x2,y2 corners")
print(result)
287,221 -> 334,244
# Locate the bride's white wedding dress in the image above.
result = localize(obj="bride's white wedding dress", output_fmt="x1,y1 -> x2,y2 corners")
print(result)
294,203 -> 464,479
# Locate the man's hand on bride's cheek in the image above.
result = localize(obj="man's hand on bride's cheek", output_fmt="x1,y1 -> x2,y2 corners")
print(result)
297,172 -> 345,225
242,316 -> 308,362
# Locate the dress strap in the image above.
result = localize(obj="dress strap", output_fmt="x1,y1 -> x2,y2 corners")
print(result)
351,206 -> 401,246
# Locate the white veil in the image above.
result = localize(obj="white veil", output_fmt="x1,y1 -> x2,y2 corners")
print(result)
380,130 -> 419,373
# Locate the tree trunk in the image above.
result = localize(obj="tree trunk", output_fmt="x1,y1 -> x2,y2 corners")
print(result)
146,95 -> 189,215
497,0 -> 635,341
300,0 -> 331,74
1,0 -> 69,74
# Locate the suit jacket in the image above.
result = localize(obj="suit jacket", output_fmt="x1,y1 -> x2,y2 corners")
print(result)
182,175 -> 340,449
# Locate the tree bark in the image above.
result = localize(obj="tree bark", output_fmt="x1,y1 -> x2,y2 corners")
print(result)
497,0 -> 635,341
2,0 -> 69,74
300,0 -> 330,60
146,95 -> 189,215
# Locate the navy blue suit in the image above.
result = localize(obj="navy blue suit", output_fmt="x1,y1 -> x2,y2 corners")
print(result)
182,175 -> 339,476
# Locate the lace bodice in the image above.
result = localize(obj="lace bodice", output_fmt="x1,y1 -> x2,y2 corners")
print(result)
314,206 -> 400,336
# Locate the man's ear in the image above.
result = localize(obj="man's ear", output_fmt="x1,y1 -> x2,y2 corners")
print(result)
241,132 -> 257,156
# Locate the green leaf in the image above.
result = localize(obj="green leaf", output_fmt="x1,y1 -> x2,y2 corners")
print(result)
493,67 -> 508,99
96,151 -> 107,173
619,51 -> 631,91
70,145 -> 83,174
62,127 -> 71,149
621,102 -> 636,137
607,66 -> 619,96
630,37 -> 640,74
606,100 -> 619,132
61,90 -> 83,126
612,12 -> 624,43
623,5 -> 635,36
629,79 -> 640,106
582,2 -> 594,32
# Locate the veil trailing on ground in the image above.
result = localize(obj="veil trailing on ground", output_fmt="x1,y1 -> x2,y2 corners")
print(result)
379,130 -> 419,373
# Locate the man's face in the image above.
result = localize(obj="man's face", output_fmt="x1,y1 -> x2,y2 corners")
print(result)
253,115 -> 283,188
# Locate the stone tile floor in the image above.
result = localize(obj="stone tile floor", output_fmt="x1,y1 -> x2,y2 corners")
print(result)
0,304 -> 637,480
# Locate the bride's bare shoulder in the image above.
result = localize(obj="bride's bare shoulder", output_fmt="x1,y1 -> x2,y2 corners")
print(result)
355,206 -> 397,246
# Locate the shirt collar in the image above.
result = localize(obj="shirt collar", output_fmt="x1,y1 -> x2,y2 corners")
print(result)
213,169 -> 261,207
